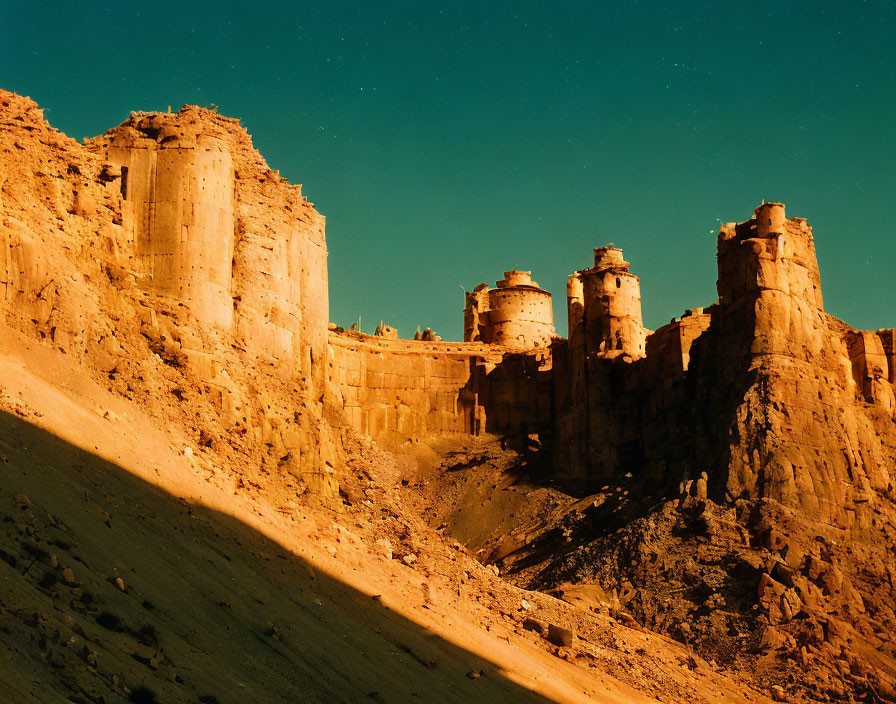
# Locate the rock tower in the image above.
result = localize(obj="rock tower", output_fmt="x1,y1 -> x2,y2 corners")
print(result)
463,270 -> 555,350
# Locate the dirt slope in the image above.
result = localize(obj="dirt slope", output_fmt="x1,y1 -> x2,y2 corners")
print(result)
414,443 -> 896,702
0,87 -> 829,703
0,326 -> 629,703
0,323 -> 781,703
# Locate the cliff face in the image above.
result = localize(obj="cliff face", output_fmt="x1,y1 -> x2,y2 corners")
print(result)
553,203 -> 896,528
2,89 -> 895,702
478,203 -> 896,701
86,106 -> 329,391
0,91 -> 116,356
712,205 -> 896,528
0,90 -> 333,490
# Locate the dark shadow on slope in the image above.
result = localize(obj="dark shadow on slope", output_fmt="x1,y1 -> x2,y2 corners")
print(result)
440,305 -> 751,577
427,436 -> 662,586
0,410 -> 558,704
429,317 -> 749,599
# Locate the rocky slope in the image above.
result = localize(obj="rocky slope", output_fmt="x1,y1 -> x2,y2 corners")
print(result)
3,87 -> 895,703
0,89 -> 790,703
414,207 -> 896,704
416,441 -> 896,702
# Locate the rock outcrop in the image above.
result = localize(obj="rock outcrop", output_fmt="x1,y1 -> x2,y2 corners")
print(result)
552,203 -> 896,530
2,89 -> 894,702
0,91 -> 334,494
712,204 -> 895,527
423,202 -> 896,701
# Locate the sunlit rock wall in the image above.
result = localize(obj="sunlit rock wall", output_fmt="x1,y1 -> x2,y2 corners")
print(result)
552,202 -> 896,531
326,329 -> 552,445
107,123 -> 235,329
709,203 -> 896,527
464,271 -> 556,350
96,108 -> 330,401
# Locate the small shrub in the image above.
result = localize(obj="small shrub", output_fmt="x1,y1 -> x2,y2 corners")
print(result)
95,611 -> 124,632
135,624 -> 158,647
128,686 -> 157,704
37,571 -> 58,589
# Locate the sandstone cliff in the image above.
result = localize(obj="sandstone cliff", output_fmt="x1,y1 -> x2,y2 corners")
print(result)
1,90 -> 334,494
426,204 -> 896,701
2,89 -> 755,704
1,88 -> 894,703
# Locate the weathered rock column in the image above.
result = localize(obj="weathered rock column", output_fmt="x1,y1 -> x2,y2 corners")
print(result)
713,202 -> 894,526
108,116 -> 235,330
578,246 -> 646,360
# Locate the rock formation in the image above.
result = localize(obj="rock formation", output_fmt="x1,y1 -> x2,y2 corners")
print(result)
1,91 -> 334,494
464,270 -> 556,350
333,202 -> 896,699
1,88 -> 894,702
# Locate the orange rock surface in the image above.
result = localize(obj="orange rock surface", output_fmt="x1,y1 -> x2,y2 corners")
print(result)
1,89 -> 893,702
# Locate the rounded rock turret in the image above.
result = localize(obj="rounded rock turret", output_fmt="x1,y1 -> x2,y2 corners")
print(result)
106,112 -> 236,329
574,246 -> 646,359
463,270 -> 556,349
754,202 -> 786,238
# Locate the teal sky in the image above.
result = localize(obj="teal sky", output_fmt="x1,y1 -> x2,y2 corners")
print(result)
2,1 -> 894,339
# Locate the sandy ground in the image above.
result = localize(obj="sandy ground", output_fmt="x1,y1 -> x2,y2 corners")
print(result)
0,324 -> 774,703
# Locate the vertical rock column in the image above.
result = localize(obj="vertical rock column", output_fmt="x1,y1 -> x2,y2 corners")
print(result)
463,284 -> 491,342
110,137 -> 235,330
578,246 -> 646,360
557,246 -> 647,479
713,203 -> 894,525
